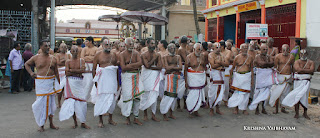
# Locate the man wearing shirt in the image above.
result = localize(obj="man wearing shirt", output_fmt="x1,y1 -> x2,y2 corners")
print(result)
22,43 -> 34,92
8,42 -> 23,94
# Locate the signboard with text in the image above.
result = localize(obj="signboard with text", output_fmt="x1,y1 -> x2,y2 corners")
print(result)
246,23 -> 268,39
238,1 -> 259,13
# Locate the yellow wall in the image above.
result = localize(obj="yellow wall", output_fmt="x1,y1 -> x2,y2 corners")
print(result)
181,0 -> 191,5
219,6 -> 236,17
207,11 -> 217,19
300,0 -> 306,38
265,0 -> 296,8
220,0 -> 238,5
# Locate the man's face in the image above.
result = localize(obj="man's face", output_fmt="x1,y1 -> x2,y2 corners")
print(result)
260,45 -> 268,55
157,41 -> 162,49
214,44 -> 221,53
16,44 -> 21,50
267,39 -> 273,47
300,50 -> 308,60
103,41 -> 112,53
84,40 -> 91,46
41,42 -> 50,54
282,46 -> 290,56
70,47 -> 78,58
226,43 -> 232,50
119,43 -> 126,52
194,45 -> 202,57
240,45 -> 248,55
168,46 -> 176,56
59,45 -> 67,53
126,40 -> 134,52
148,40 -> 156,51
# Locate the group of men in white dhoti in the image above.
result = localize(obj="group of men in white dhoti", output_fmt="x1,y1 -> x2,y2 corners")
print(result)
25,35 -> 316,132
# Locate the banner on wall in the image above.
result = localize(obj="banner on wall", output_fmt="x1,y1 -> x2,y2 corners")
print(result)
246,23 -> 268,39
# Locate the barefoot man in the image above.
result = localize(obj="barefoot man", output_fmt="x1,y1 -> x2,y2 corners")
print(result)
228,43 -> 254,115
140,38 -> 162,122
269,44 -> 295,114
185,43 -> 207,117
266,37 -> 278,59
160,43 -> 182,121
118,37 -> 143,125
176,36 -> 189,111
248,44 -> 274,115
282,49 -> 315,119
25,40 -> 60,132
208,42 -> 228,115
59,46 -> 90,129
56,42 -> 71,108
221,41 -> 234,104
92,40 -> 118,127
158,40 -> 169,99
81,36 -> 98,101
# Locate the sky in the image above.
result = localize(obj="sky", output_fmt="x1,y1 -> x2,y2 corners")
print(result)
54,6 -> 127,22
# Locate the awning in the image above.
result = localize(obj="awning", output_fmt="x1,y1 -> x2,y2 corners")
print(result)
201,0 -> 256,14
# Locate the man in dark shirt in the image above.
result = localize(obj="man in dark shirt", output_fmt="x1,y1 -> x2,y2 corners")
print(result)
22,43 -> 34,91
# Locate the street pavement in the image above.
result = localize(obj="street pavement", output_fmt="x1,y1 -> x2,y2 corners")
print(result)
0,89 -> 320,138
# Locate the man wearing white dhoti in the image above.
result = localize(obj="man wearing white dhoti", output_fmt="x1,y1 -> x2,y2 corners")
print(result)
177,36 -> 189,111
228,43 -> 254,115
208,42 -> 228,115
160,44 -> 182,121
56,43 -> 71,108
158,40 -> 169,99
249,44 -> 275,114
282,49 -> 315,119
81,36 -> 98,101
118,38 -> 143,125
25,40 -> 60,132
59,46 -> 90,129
223,41 -> 235,104
185,43 -> 207,117
269,44 -> 295,114
92,40 -> 118,128
140,38 -> 162,122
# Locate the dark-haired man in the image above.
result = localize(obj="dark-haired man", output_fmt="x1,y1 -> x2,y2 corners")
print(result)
8,42 -> 23,93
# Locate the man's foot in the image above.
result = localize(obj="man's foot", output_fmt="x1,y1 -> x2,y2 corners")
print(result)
273,110 -> 278,114
98,122 -> 104,128
194,111 -> 201,117
108,119 -> 117,126
38,126 -> 45,132
125,118 -> 131,125
163,115 -> 169,121
243,110 -> 249,115
72,124 -> 78,129
281,108 -> 289,114
188,114 -> 194,118
168,114 -> 176,119
210,109 -> 214,116
143,116 -> 149,121
57,104 -> 61,108
177,108 -> 183,112
233,109 -> 239,115
152,115 -> 160,122
303,113 -> 310,120
81,123 -> 91,129
223,101 -> 228,106
50,124 -> 59,130
294,114 -> 299,119
255,110 -> 260,115
216,108 -> 223,115
261,109 -> 268,114
183,105 -> 187,109
133,118 -> 143,126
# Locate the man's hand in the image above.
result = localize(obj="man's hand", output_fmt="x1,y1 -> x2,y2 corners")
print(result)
31,72 -> 37,78
185,83 -> 189,89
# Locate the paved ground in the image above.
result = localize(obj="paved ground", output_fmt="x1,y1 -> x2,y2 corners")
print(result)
1,89 -> 320,138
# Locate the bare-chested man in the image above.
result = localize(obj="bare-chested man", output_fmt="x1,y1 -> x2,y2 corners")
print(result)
140,40 -> 148,54
228,43 -> 254,115
270,44 -> 295,114
25,40 -> 60,132
56,42 -> 71,108
140,38 -> 162,122
282,49 -> 315,119
97,38 -> 109,53
227,39 -> 239,56
158,40 -> 169,99
187,42 -> 194,54
207,42 -> 213,52
75,38 -> 83,57
208,42 -> 228,115
59,46 -> 90,129
81,36 -> 98,101
248,44 -> 274,115
266,38 -> 279,59
248,42 -> 258,58
92,40 -> 118,127
118,37 -> 143,125
176,36 -> 190,111
185,43 -> 207,117
160,43 -> 182,121
220,41 -> 234,104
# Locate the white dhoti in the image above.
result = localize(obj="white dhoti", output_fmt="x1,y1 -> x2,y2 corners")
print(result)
83,62 -> 94,100
59,76 -> 87,123
249,68 -> 275,110
159,68 -> 166,99
33,76 -> 62,127
118,72 -> 144,117
160,74 -> 181,114
186,69 -> 206,113
228,72 -> 251,110
92,66 -> 118,116
139,66 -> 161,114
282,74 -> 311,108
269,74 -> 292,107
58,66 -> 66,89
208,69 -> 225,108
223,65 -> 232,101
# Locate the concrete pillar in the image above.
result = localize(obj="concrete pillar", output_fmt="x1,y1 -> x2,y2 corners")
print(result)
259,0 -> 266,24
161,2 -> 166,40
31,0 -> 39,54
216,11 -> 220,41
234,6 -> 240,48
138,23 -> 142,40
50,0 -> 55,50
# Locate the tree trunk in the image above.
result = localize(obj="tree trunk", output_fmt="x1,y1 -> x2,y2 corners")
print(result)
192,0 -> 201,35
